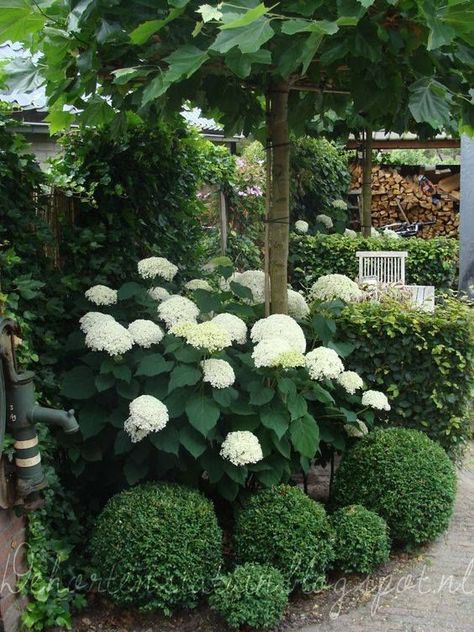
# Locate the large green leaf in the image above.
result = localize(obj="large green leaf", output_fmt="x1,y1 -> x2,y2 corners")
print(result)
260,407 -> 290,439
136,354 -> 174,377
281,18 -> 338,35
62,366 -> 96,399
220,3 -> 268,30
168,364 -> 201,392
211,17 -> 274,54
0,1 -> 45,41
225,48 -> 272,78
290,414 -> 319,458
185,394 -> 220,436
408,78 -> 452,128
165,45 -> 209,82
130,7 -> 184,44
180,425 -> 207,457
150,425 -> 180,455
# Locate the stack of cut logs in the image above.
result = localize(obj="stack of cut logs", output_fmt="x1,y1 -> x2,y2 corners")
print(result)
350,164 -> 460,238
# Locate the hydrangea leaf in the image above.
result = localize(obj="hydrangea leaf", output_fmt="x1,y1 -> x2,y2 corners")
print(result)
290,413 -> 319,458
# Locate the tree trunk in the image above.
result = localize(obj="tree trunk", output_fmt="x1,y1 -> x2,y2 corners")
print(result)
361,128 -> 373,237
267,83 -> 290,314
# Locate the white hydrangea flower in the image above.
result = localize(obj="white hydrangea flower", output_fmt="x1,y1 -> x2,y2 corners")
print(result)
185,279 -> 213,292
128,319 -> 164,348
305,346 -> 344,380
337,370 -> 364,394
344,228 -> 358,238
309,274 -> 365,303
148,286 -> 171,302
273,350 -> 306,369
362,390 -> 391,411
344,420 -> 369,438
211,313 -> 247,344
252,338 -> 302,368
184,321 -> 232,352
169,321 -> 197,338
157,295 -> 199,328
231,270 -> 266,304
371,227 -> 380,237
138,256 -> 178,281
287,289 -> 310,320
316,214 -> 334,229
382,228 -> 401,239
79,312 -> 114,334
201,359 -> 235,389
332,199 -> 348,210
295,220 -> 309,234
251,314 -> 306,353
220,431 -> 263,466
124,395 -> 169,442
85,319 -> 133,356
85,285 -> 117,306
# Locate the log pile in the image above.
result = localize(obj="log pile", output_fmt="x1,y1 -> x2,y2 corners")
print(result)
350,164 -> 460,238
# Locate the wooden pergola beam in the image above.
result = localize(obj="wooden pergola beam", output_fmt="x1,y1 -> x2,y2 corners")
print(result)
347,138 -> 460,150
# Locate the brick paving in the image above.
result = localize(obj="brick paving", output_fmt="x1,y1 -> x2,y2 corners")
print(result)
298,448 -> 474,632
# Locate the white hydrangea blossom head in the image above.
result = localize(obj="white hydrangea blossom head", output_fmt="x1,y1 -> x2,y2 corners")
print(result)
184,321 -> 232,353
332,199 -> 348,210
157,295 -> 199,328
79,312 -> 114,334
309,274 -> 365,303
201,359 -> 235,389
232,270 -> 266,304
371,227 -> 380,237
128,319 -> 164,348
211,313 -> 247,344
148,286 -> 171,302
124,395 -> 169,442
287,289 -> 310,320
252,338 -> 303,368
383,228 -> 401,239
337,370 -> 364,395
251,314 -> 306,353
273,350 -> 306,369
185,278 -> 213,292
169,321 -> 197,338
138,256 -> 178,281
344,228 -> 358,238
220,431 -> 263,466
85,285 -> 117,306
316,214 -> 334,229
295,220 -> 309,234
362,390 -> 391,411
85,319 -> 134,356
305,346 -> 344,380
344,420 -> 369,438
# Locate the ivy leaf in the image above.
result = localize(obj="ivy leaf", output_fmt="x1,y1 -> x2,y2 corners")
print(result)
185,395 -> 220,436
290,414 -> 319,458
168,364 -> 201,392
180,425 -> 207,457
408,78 -> 452,128
62,366 -> 96,399
136,354 -> 174,377
211,17 -> 274,54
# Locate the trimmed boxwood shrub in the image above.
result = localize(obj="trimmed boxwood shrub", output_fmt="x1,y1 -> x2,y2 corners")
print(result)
332,297 -> 474,454
90,483 -> 222,613
290,233 -> 459,289
330,505 -> 390,574
209,563 -> 288,629
234,485 -> 334,591
332,428 -> 457,546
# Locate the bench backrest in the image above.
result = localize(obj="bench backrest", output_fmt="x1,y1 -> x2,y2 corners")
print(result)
356,250 -> 408,285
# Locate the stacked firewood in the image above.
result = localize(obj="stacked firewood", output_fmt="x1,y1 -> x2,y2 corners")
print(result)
350,164 -> 460,238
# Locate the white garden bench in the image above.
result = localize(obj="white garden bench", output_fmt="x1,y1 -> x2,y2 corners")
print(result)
356,250 -> 435,312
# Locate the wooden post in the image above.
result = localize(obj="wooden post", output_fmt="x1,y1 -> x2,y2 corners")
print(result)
361,128 -> 373,237
459,135 -> 474,296
219,189 -> 228,255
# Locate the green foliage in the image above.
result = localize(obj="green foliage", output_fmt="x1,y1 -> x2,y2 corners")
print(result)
332,296 -> 474,453
378,148 -> 460,166
332,428 -> 457,546
291,234 -> 459,290
209,563 -> 289,630
234,485 -> 334,591
330,505 -> 390,574
90,483 -> 223,613
290,137 -> 350,229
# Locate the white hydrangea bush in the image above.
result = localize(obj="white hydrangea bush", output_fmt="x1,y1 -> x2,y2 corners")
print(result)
68,255 -> 394,502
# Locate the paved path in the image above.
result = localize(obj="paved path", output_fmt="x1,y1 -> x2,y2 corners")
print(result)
298,449 -> 474,632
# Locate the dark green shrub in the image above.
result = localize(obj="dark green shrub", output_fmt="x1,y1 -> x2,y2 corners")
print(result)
290,137 -> 350,230
332,296 -> 474,453
290,234 -> 459,289
90,483 -> 223,613
234,485 -> 334,591
332,428 -> 457,546
330,505 -> 390,574
209,563 -> 288,629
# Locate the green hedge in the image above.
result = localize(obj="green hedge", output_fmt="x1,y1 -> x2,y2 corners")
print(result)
332,297 -> 474,454
290,234 -> 459,289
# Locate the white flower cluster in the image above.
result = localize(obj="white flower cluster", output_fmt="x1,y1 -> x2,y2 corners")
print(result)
80,312 -> 114,333
211,313 -> 247,344
344,228 -> 358,238
383,228 -> 401,239
85,317 -> 133,356
251,314 -> 306,353
201,359 -> 235,389
371,227 -> 380,237
332,199 -> 347,210
124,395 -> 169,442
128,319 -> 164,348
287,289 -> 310,320
148,286 -> 171,302
230,270 -> 266,304
220,431 -> 263,466
337,370 -> 364,394
344,420 -> 369,438
171,320 -> 232,352
138,256 -> 178,281
85,285 -> 117,306
309,274 -> 365,303
362,390 -> 391,411
157,295 -> 199,328
316,214 -> 334,229
295,220 -> 309,234
305,346 -> 344,380
185,279 -> 213,292
252,338 -> 305,369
